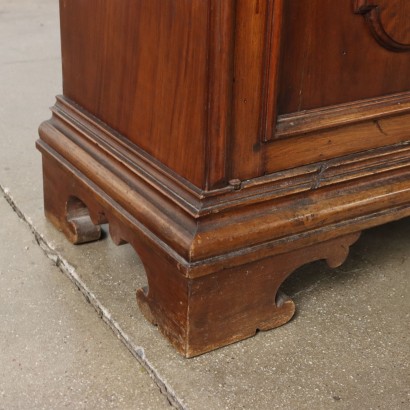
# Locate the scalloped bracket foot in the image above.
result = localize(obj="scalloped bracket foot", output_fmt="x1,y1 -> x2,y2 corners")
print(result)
41,157 -> 105,245
135,232 -> 360,357
39,144 -> 362,357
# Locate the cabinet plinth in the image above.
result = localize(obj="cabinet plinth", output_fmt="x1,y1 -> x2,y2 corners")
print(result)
37,0 -> 410,356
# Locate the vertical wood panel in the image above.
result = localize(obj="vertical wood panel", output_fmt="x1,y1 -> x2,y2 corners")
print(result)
206,0 -> 236,189
60,0 -> 209,188
260,0 -> 284,142
229,0 -> 268,180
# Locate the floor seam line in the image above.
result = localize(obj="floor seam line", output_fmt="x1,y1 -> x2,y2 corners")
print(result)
0,184 -> 187,410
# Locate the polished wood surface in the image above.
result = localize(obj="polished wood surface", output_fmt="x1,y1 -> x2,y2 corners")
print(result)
354,0 -> 410,51
38,0 -> 410,356
279,0 -> 410,114
60,0 -> 210,187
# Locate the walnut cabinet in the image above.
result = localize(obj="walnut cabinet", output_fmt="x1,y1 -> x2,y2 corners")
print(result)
37,0 -> 410,356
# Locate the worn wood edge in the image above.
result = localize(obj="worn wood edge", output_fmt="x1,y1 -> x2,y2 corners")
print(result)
178,233 -> 361,357
52,96 -> 229,211
37,140 -> 192,269
65,199 -> 102,244
185,297 -> 297,358
265,113 -> 410,173
37,140 -> 408,357
185,232 -> 360,357
38,118 -> 410,265
36,133 -> 197,262
48,97 -> 410,217
137,231 -> 360,357
192,204 -> 410,278
275,91 -> 410,138
36,129 -> 410,277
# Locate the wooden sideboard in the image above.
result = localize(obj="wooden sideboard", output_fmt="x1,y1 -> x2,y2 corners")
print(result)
37,0 -> 410,357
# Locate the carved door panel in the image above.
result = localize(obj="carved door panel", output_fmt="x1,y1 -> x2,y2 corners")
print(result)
230,0 -> 410,179
354,0 -> 410,51
272,0 -> 410,136
258,0 -> 410,173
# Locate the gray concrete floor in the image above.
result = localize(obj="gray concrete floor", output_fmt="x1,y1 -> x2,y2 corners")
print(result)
0,1 -> 409,409
0,195 -> 170,410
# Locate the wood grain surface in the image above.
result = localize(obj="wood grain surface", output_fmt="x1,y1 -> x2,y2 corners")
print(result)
37,0 -> 410,356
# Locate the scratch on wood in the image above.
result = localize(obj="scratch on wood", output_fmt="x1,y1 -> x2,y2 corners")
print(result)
375,119 -> 388,136
312,163 -> 327,189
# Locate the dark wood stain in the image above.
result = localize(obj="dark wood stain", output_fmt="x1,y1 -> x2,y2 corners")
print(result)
37,0 -> 410,356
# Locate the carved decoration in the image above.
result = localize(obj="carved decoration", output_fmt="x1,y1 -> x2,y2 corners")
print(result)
354,0 -> 410,52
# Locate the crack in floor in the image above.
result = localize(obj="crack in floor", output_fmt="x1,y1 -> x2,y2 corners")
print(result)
0,184 -> 185,410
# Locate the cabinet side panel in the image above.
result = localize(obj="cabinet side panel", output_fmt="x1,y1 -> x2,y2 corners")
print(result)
60,0 -> 209,188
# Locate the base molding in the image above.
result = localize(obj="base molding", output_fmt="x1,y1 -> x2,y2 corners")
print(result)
37,99 -> 410,356
137,231 -> 360,357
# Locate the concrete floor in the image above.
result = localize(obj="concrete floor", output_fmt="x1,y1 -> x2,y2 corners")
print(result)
0,1 -> 409,409
0,195 -> 170,410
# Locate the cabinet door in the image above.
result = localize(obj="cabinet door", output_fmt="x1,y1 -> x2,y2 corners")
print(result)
230,0 -> 410,179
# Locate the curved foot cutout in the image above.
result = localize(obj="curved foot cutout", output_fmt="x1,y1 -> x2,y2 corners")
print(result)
258,291 -> 296,331
136,286 -> 158,326
66,196 -> 101,244
108,219 -> 129,246
325,231 -> 361,268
